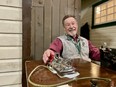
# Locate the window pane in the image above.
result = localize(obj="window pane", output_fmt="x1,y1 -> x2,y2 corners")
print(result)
95,12 -> 100,18
107,14 -> 113,21
95,18 -> 100,24
107,0 -> 114,8
114,0 -> 116,5
101,10 -> 106,16
115,12 -> 116,20
114,6 -> 116,12
92,0 -> 116,28
107,7 -> 114,14
101,16 -> 106,23
101,3 -> 106,10
95,6 -> 101,18
95,6 -> 100,13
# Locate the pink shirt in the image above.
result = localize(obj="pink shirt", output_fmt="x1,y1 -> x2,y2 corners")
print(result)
49,37 -> 100,61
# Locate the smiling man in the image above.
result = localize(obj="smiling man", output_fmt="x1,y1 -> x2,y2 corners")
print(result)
43,15 -> 100,63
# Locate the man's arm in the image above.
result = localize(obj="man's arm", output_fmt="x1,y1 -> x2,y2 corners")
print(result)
43,38 -> 63,63
88,40 -> 100,61
49,38 -> 63,54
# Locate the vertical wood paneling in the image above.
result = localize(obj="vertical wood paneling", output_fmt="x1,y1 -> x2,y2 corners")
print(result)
67,0 -> 75,15
22,0 -> 31,86
44,0 -> 52,50
32,0 -> 44,7
75,0 -> 81,34
31,0 -> 81,60
35,7 -> 44,59
52,0 -> 60,41
59,0 -> 68,35
31,8 -> 36,59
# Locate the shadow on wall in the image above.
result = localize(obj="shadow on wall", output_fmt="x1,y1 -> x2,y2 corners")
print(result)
80,22 -> 90,40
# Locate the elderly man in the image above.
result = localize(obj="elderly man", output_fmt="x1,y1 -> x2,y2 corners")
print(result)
43,15 -> 100,63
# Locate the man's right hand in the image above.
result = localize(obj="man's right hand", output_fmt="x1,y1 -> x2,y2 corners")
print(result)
42,49 -> 55,64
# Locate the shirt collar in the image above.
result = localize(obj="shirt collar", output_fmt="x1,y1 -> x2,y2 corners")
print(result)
66,34 -> 78,41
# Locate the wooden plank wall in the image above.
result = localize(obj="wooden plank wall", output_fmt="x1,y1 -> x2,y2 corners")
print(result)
31,0 -> 81,60
0,0 -> 22,87
90,26 -> 116,48
81,1 -> 116,48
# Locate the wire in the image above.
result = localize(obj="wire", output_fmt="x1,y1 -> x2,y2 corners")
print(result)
28,65 -> 111,87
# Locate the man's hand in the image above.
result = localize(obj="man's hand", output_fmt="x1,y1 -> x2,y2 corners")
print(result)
43,49 -> 55,64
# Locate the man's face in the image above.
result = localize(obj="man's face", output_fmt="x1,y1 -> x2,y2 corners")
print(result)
64,17 -> 78,37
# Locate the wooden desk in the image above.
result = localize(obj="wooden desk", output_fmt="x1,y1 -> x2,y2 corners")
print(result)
25,59 -> 116,87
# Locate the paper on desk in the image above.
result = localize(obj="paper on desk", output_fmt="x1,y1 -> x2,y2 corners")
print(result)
63,72 -> 80,78
48,66 -> 80,79
48,66 -> 57,74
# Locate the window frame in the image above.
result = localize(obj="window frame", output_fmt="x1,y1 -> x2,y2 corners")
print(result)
92,0 -> 116,29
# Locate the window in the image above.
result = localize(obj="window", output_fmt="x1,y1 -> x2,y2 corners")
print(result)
92,0 -> 116,28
